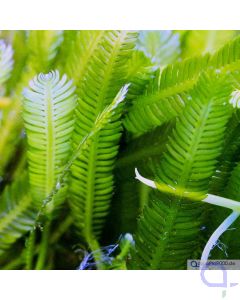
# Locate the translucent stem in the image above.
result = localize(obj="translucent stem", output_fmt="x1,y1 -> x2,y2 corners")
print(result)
134,169 -> 240,271
135,168 -> 157,188
135,168 -> 240,212
203,194 -> 240,212
35,221 -> 51,270
25,230 -> 36,270
200,211 -> 240,270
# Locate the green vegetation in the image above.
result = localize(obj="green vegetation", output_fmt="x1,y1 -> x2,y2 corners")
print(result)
1,30 -> 240,270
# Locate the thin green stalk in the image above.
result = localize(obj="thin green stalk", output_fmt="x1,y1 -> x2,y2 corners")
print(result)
25,230 -> 36,270
89,238 -> 105,270
35,221 -> 51,270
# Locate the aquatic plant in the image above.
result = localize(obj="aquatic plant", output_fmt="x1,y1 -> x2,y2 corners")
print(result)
1,30 -> 240,270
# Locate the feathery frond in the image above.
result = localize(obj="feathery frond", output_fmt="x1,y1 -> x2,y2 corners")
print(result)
69,31 -> 137,249
0,175 -> 36,256
56,30 -> 105,85
124,36 -> 240,136
136,30 -> 180,67
0,39 -> 14,88
131,73 -> 233,269
5,31 -> 28,94
124,55 -> 210,135
26,31 -> 62,74
23,70 -> 76,207
181,30 -> 237,57
0,31 -> 62,177
125,50 -> 154,105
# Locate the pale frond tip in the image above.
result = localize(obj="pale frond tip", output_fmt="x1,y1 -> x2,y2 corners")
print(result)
0,39 -> 14,85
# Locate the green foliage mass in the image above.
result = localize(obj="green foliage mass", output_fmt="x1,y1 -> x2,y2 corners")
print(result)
1,30 -> 240,270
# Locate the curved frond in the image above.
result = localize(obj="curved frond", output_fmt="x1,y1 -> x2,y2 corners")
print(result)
209,35 -> 240,72
0,175 -> 36,256
69,31 -> 137,248
125,50 -> 154,105
0,39 -> 14,87
124,55 -> 210,134
155,73 -> 232,198
5,31 -> 28,94
0,31 -> 62,177
136,30 -> 180,67
181,30 -> 236,58
53,31 -> 77,70
23,70 -> 76,206
27,31 -> 62,74
124,36 -> 240,136
56,30 -> 105,85
131,73 -> 233,269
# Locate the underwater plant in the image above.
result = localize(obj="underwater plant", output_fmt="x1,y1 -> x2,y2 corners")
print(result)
1,30 -> 240,270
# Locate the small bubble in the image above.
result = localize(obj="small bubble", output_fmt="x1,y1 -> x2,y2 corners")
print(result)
56,182 -> 61,190
215,69 -> 221,74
